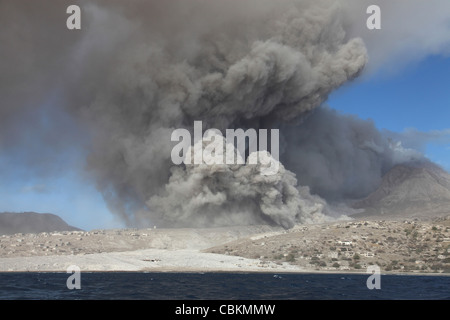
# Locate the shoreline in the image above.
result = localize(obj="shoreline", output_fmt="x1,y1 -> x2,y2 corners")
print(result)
0,269 -> 448,277
0,249 -> 448,276
1,217 -> 449,275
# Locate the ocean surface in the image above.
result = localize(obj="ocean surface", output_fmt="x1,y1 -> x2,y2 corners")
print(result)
0,272 -> 448,300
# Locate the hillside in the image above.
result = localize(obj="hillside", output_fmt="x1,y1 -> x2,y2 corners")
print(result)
1,218 -> 449,273
0,212 -> 81,235
205,217 -> 450,273
352,162 -> 450,219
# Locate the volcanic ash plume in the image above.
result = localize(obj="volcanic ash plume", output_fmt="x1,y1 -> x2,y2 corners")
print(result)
74,0 -> 367,227
1,0 -> 373,228
281,107 -> 426,202
147,134 -> 330,228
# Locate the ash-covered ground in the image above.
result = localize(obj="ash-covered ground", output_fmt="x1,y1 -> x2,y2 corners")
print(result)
0,216 -> 449,274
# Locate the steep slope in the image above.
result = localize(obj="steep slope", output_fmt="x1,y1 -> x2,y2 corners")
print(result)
352,162 -> 450,218
0,212 -> 81,235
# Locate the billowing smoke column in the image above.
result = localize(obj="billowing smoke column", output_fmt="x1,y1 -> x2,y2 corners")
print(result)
75,0 -> 368,227
281,107 -> 424,202
149,133 -> 330,228
2,0 -> 444,228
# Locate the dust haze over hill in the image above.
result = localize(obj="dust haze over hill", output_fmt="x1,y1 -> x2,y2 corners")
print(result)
353,161 -> 450,218
0,212 -> 81,235
1,0 -> 450,229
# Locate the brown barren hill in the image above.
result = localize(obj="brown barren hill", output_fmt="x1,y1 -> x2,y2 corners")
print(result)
352,161 -> 450,219
0,212 -> 81,235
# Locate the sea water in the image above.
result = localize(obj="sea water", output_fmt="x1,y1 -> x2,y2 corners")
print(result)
0,272 -> 448,300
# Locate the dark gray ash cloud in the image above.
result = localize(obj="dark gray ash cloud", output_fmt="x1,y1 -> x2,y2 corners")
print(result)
1,0 -> 449,228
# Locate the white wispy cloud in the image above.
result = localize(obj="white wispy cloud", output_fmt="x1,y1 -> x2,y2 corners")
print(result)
384,128 -> 450,151
20,184 -> 49,194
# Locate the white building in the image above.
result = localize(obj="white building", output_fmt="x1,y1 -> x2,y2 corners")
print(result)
337,240 -> 353,246
328,252 -> 339,259
362,252 -> 375,258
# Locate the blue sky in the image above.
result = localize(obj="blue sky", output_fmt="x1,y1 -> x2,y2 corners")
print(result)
1,56 -> 449,231
0,158 -> 124,231
329,55 -> 450,171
